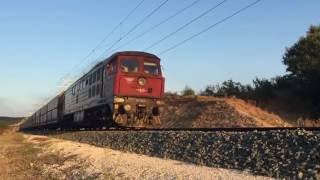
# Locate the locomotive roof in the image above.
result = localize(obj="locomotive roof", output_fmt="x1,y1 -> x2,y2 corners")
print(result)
106,51 -> 161,61
91,51 -> 160,69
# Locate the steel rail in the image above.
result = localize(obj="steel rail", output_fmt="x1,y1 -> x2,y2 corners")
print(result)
23,126 -> 320,134
102,126 -> 320,132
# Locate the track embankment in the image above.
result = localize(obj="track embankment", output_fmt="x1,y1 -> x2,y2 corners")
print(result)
42,129 -> 320,179
161,96 -> 292,128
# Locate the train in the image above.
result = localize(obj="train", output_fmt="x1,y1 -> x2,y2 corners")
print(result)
20,51 -> 165,130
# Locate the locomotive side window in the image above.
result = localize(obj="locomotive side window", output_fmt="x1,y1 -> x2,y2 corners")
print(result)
89,74 -> 92,85
107,60 -> 117,75
92,85 -> 96,97
77,83 -> 80,91
72,86 -> 76,95
121,59 -> 138,73
97,69 -> 100,81
93,71 -> 97,83
82,80 -> 86,89
96,84 -> 100,96
144,61 -> 159,75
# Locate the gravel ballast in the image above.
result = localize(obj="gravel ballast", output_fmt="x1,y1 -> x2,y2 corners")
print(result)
48,129 -> 320,179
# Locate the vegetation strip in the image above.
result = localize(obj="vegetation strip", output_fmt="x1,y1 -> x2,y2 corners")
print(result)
36,129 -> 320,179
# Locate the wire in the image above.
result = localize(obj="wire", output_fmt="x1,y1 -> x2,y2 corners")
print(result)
40,1 -> 147,113
109,0 -> 202,53
159,0 -> 262,55
98,0 -> 170,59
69,0 -> 146,74
144,0 -> 228,51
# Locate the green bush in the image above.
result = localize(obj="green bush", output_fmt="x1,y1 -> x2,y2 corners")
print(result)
181,85 -> 195,96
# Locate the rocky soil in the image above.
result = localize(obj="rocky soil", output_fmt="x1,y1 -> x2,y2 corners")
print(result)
39,135 -> 271,179
50,129 -> 320,179
161,96 -> 291,128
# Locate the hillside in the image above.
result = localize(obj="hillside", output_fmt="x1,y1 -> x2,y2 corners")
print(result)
0,117 -> 23,134
161,96 -> 292,128
0,116 -> 23,124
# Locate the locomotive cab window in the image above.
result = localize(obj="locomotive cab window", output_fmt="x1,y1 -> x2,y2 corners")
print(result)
144,61 -> 159,75
121,59 -> 138,73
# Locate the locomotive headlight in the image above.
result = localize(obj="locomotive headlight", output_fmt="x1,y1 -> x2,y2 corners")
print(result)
156,100 -> 164,105
138,77 -> 147,86
124,104 -> 131,112
114,97 -> 125,103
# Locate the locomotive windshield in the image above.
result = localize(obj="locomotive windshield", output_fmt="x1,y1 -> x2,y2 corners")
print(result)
120,58 -> 161,75
121,59 -> 138,73
144,61 -> 159,75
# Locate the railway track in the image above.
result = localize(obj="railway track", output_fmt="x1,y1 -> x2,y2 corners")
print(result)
25,126 -> 320,134
109,126 -> 320,132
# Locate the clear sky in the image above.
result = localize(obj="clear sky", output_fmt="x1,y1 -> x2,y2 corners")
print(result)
0,0 -> 319,116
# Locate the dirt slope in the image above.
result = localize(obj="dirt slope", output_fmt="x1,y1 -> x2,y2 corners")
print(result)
161,96 -> 291,128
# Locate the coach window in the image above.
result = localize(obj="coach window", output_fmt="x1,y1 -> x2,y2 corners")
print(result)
144,61 -> 159,75
121,59 -> 138,73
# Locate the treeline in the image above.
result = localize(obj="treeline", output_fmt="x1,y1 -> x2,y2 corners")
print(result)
199,76 -> 319,119
181,25 -> 320,119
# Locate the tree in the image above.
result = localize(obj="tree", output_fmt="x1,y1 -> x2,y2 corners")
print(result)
201,85 -> 216,96
282,25 -> 320,118
218,79 -> 243,97
181,85 -> 195,96
283,25 -> 320,82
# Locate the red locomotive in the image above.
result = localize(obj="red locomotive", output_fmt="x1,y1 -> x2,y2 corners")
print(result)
20,51 -> 165,130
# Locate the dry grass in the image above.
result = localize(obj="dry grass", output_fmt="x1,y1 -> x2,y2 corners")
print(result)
0,122 -> 9,135
0,126 -> 92,179
0,131 -> 42,179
